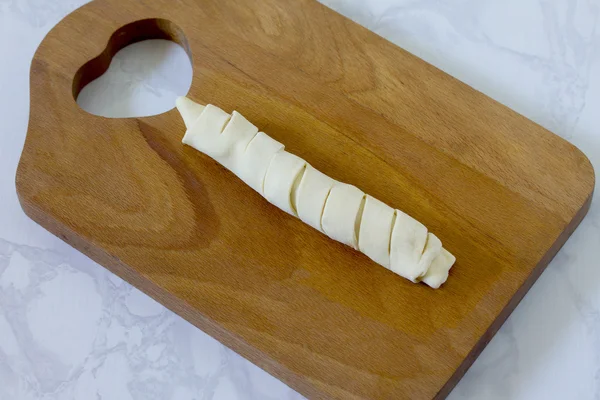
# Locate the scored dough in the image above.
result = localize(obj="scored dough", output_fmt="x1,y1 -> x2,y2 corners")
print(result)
235,132 -> 284,195
417,233 -> 442,280
421,248 -> 456,289
182,104 -> 230,155
390,211 -> 429,282
263,151 -> 307,216
358,196 -> 396,269
179,102 -> 258,170
295,166 -> 337,232
176,97 -> 456,288
322,183 -> 365,249
213,111 -> 259,169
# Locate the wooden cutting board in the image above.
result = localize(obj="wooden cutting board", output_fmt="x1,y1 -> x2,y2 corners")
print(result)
16,0 -> 595,398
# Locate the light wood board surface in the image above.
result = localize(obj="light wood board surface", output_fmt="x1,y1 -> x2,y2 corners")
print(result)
16,0 -> 595,399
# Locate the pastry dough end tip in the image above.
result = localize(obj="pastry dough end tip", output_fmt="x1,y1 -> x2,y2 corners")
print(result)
176,96 -> 204,129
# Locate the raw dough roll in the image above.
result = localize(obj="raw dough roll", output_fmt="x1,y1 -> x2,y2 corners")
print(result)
263,151 -> 307,216
358,196 -> 396,269
176,97 -> 455,288
295,165 -> 337,232
235,132 -> 284,194
321,183 -> 365,249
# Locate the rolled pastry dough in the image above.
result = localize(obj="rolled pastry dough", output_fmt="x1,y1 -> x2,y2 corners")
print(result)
263,151 -> 307,216
321,183 -> 365,249
236,132 -> 284,195
417,233 -> 442,280
358,196 -> 396,269
421,248 -> 456,289
389,211 -> 430,282
177,97 -> 455,288
182,104 -> 230,155
295,165 -> 337,232
217,111 -> 260,169
176,96 -> 205,128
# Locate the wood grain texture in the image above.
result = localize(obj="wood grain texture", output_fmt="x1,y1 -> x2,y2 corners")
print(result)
15,1 -> 595,399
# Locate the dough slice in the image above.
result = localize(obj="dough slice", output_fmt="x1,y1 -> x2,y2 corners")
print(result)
176,96 -> 205,128
182,104 -> 230,155
236,132 -> 284,194
296,166 -> 337,232
358,196 -> 396,269
421,248 -> 456,289
389,211 -> 428,282
263,151 -> 307,216
322,183 -> 365,249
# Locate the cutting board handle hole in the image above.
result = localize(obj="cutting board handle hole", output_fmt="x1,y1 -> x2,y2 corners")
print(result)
73,18 -> 193,118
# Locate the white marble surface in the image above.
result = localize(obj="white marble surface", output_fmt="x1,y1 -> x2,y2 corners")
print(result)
1,0 -> 599,398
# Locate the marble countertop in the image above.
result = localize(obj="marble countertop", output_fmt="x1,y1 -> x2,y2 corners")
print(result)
1,0 -> 599,399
